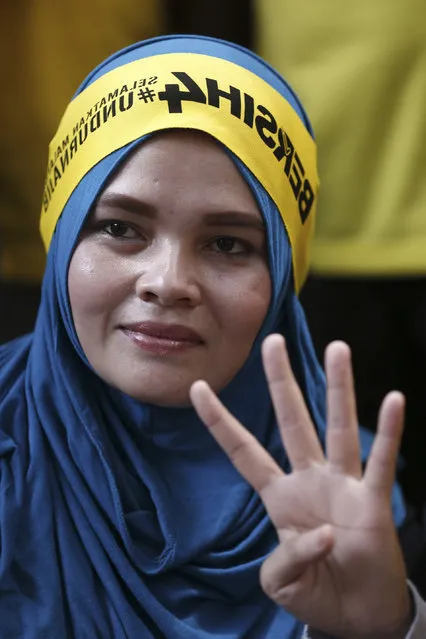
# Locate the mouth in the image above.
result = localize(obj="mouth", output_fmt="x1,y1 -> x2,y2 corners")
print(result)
119,321 -> 204,355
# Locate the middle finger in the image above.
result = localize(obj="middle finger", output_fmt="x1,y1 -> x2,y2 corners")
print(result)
325,342 -> 361,478
262,334 -> 325,471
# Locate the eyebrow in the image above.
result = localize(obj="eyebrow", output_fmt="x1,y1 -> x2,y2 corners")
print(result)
96,192 -> 265,232
203,212 -> 264,232
96,193 -> 156,218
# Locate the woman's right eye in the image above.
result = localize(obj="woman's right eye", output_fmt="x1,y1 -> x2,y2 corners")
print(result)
103,221 -> 139,239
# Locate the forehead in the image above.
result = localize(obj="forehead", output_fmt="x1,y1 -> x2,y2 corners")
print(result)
101,130 -> 262,215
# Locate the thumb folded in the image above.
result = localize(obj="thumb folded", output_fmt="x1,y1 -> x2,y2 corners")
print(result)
260,525 -> 334,603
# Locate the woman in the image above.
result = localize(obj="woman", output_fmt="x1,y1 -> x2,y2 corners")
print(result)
0,36 -> 423,638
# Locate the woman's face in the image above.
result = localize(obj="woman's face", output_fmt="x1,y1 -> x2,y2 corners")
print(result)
68,131 -> 271,406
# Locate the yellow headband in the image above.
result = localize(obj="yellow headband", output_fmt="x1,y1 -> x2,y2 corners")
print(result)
40,53 -> 318,292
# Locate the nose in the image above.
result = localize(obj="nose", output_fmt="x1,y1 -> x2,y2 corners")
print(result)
135,240 -> 201,307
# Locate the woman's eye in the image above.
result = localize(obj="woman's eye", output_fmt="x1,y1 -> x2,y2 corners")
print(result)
212,237 -> 249,255
104,221 -> 138,239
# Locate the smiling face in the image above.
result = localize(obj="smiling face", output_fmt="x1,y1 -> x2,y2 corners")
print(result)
68,130 -> 271,406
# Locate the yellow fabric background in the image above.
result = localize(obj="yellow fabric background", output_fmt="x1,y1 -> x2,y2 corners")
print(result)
256,0 -> 426,275
0,0 -> 164,281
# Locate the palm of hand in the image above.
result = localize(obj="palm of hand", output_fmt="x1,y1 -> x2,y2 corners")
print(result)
263,469 -> 404,637
190,335 -> 410,639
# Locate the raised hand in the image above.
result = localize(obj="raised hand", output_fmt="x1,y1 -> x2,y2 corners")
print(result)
190,335 -> 412,639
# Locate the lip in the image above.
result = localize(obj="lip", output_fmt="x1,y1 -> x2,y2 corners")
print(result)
120,321 -> 203,355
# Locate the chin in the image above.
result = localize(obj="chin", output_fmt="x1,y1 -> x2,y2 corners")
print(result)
114,378 -> 194,408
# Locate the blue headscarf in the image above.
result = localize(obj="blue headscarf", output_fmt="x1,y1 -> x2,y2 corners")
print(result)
0,36 -> 405,639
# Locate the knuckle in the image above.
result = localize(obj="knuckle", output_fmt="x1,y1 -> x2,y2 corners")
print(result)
228,438 -> 251,466
260,561 -> 296,608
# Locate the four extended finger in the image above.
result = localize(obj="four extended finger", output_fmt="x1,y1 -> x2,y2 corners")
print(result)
189,379 -> 284,494
262,334 -> 324,471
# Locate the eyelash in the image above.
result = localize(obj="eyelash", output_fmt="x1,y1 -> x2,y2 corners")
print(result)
98,220 -> 255,257
208,236 -> 253,256
101,220 -> 140,240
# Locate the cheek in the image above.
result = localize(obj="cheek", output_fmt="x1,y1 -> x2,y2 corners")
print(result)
238,278 -> 271,335
213,266 -> 271,338
68,245 -> 125,325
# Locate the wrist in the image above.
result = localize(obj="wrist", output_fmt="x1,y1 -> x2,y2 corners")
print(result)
308,588 -> 414,639
355,588 -> 413,639
370,588 -> 414,639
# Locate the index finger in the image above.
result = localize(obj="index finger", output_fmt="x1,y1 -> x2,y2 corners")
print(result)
190,380 -> 284,494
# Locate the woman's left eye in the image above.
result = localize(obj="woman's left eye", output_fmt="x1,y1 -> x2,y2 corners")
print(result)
210,237 -> 250,255
103,221 -> 138,239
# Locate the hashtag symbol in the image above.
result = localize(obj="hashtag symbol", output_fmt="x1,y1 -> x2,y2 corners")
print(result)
137,87 -> 156,103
